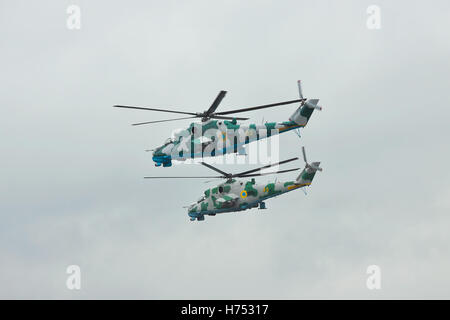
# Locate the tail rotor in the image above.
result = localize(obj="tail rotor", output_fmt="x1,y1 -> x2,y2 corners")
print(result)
302,146 -> 322,172
296,146 -> 322,186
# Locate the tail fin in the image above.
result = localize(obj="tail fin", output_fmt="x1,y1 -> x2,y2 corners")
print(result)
296,161 -> 321,186
296,146 -> 322,186
289,80 -> 322,126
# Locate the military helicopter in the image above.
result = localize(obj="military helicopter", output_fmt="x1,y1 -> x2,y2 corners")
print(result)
145,147 -> 322,221
114,81 -> 322,167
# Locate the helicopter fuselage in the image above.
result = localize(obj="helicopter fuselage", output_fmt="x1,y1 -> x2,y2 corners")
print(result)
152,119 -> 304,167
186,163 -> 319,221
115,81 -> 321,167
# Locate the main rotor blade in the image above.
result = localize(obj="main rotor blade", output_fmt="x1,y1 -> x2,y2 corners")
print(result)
144,176 -> 223,179
205,91 -> 227,116
238,167 -> 300,178
214,99 -> 305,116
210,115 -> 249,121
204,178 -> 224,183
133,114 -> 250,124
132,116 -> 198,126
233,157 -> 299,177
200,162 -> 229,177
113,105 -> 197,116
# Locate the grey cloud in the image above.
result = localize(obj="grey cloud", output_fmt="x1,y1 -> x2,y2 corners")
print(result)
1,0 -> 450,299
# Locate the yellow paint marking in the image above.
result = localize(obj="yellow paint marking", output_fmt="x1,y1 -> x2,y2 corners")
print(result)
288,183 -> 310,190
279,125 -> 301,133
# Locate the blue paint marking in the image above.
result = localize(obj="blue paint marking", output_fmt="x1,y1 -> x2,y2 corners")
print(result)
152,155 -> 172,166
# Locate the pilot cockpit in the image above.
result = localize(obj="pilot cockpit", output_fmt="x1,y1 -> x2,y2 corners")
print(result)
197,195 -> 206,203
172,128 -> 190,142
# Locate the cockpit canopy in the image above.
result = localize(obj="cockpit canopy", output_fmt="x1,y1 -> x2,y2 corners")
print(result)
197,195 -> 206,203
172,128 -> 190,141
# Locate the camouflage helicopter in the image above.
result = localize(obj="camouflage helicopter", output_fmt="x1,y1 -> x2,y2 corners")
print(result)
114,81 -> 322,167
145,147 -> 322,221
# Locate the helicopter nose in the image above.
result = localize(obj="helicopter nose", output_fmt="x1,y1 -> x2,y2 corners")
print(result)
152,154 -> 172,167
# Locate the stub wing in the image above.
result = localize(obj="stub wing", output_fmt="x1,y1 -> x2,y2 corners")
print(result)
215,193 -> 239,208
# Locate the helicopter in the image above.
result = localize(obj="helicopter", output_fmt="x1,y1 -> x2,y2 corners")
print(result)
114,81 -> 322,167
144,147 -> 322,221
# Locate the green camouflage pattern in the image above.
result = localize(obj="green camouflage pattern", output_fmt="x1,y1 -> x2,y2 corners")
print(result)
187,161 -> 321,221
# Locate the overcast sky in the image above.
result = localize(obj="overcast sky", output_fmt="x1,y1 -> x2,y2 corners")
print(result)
1,0 -> 450,299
